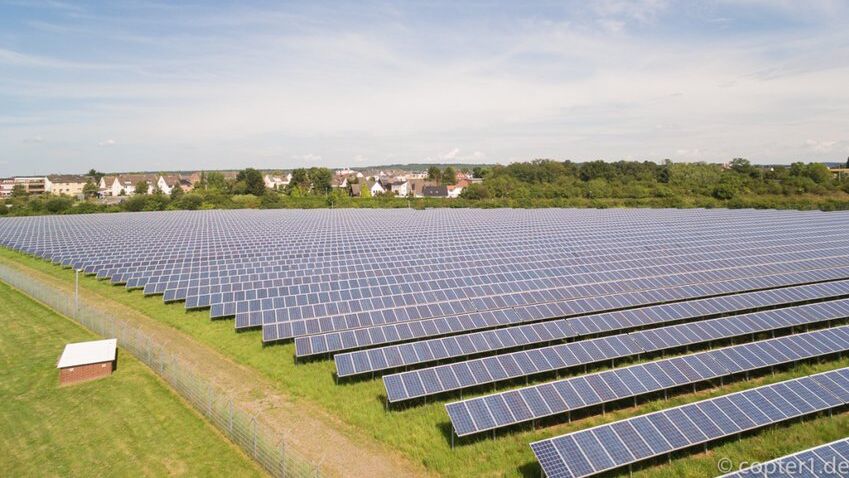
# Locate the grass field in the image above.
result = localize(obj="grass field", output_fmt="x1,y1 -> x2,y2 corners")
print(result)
3,247 -> 849,477
0,279 -> 264,477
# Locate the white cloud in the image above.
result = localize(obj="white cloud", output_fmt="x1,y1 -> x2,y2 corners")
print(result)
804,139 -> 839,153
442,148 -> 460,160
2,1 -> 849,175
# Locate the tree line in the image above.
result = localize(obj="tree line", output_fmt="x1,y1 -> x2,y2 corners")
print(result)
3,159 -> 849,216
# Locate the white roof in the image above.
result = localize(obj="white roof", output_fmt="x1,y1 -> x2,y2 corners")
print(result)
57,338 -> 117,368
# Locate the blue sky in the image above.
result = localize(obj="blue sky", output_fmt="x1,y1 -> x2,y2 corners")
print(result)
1,0 -> 848,175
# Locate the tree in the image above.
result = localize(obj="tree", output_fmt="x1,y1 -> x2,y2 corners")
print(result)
291,168 -> 310,188
427,166 -> 442,183
729,158 -> 754,176
174,193 -> 203,210
170,185 -> 184,200
805,163 -> 833,184
442,166 -> 457,185
82,181 -> 99,199
459,183 -> 489,199
87,168 -> 105,183
206,172 -> 228,192
845,156 -> 849,169
134,180 -> 149,195
360,183 -> 372,198
236,168 -> 265,196
45,197 -> 73,213
196,171 -> 207,190
472,166 -> 490,179
579,160 -> 614,181
11,184 -> 27,199
308,167 -> 333,194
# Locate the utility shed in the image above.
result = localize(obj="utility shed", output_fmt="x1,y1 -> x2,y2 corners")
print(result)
57,338 -> 117,385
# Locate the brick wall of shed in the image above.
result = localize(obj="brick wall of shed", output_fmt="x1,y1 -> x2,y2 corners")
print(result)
59,360 -> 114,385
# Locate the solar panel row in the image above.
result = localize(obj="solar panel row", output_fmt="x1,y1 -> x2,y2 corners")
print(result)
223,237 -> 849,319
297,266 -> 849,355
187,234 -> 849,311
332,278 -> 849,374
114,210 -> 831,295
256,249 -> 849,339
446,325 -> 849,436
140,213 -> 849,301
382,298 -> 849,402
265,258 -> 849,345
530,366 -> 849,478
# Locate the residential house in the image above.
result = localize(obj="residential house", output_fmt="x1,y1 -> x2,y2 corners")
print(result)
264,173 -> 291,190
45,175 -> 91,197
350,179 -> 385,197
0,178 -> 15,197
331,175 -> 349,189
114,174 -> 161,195
13,177 -> 46,195
389,180 -> 409,197
98,175 -> 121,196
406,179 -> 437,197
422,185 -> 449,198
157,174 -> 182,195
183,172 -> 202,189
446,179 -> 469,198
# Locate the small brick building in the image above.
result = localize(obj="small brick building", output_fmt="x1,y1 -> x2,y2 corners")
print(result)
57,338 -> 117,386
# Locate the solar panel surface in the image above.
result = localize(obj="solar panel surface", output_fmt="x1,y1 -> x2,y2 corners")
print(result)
530,366 -> 849,478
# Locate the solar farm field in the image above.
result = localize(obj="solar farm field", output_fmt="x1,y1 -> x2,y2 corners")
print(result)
2,208 -> 849,477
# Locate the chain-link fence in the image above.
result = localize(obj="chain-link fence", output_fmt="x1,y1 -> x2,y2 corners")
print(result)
0,263 -> 321,478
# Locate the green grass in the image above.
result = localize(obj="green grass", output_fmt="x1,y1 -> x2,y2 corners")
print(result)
3,247 -> 849,477
0,279 -> 264,477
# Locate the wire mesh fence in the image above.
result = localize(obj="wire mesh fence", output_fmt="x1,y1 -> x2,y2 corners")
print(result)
0,262 -> 321,478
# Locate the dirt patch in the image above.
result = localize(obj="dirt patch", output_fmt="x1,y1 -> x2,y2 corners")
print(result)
0,257 -> 432,478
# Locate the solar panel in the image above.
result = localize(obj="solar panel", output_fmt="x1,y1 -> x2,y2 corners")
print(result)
384,299 -> 849,402
445,325 -> 849,436
529,366 -> 849,478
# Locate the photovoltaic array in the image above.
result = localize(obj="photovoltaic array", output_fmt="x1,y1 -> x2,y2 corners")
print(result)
530,367 -> 849,478
3,208 -> 849,476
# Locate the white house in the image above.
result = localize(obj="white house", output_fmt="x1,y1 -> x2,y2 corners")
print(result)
157,175 -> 183,195
446,184 -> 465,198
390,180 -> 409,197
99,176 -> 121,196
264,173 -> 291,190
370,180 -> 385,195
